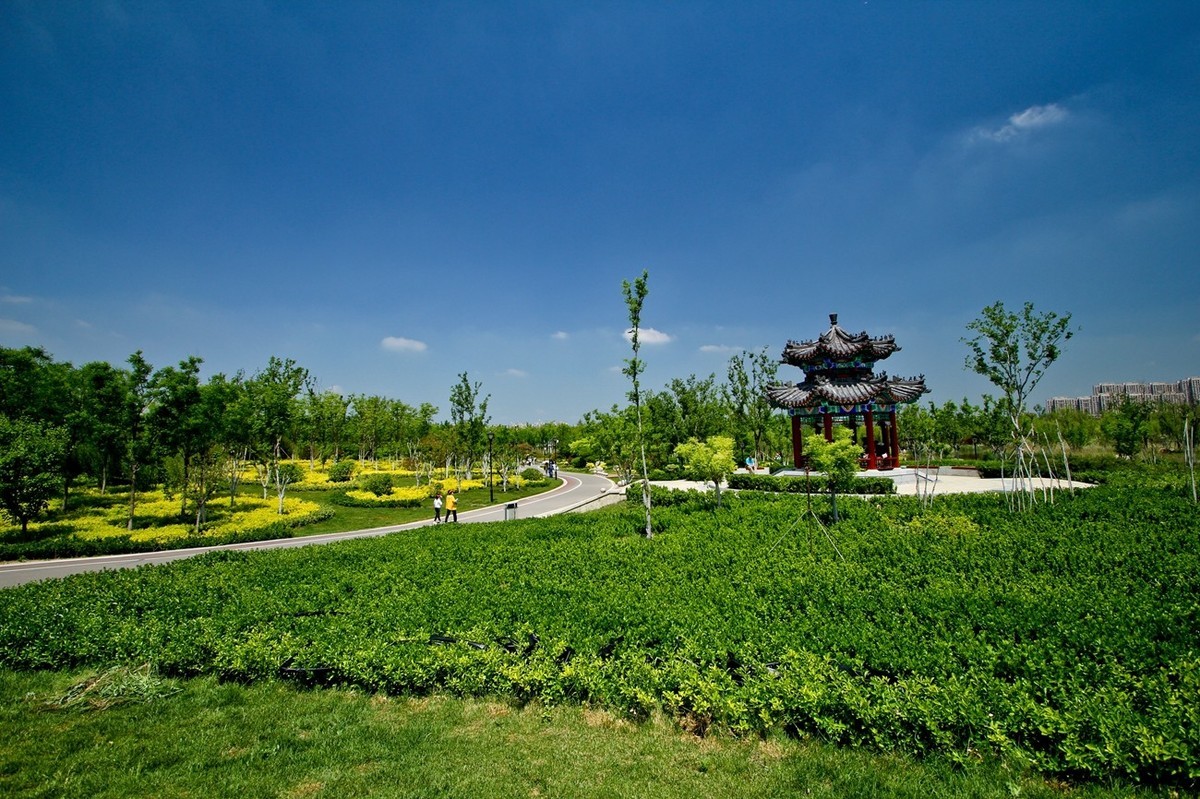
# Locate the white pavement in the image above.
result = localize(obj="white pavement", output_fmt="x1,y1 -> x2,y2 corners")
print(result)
651,466 -> 1093,496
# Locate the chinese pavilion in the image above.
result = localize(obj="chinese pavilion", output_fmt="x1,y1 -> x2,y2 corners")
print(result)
765,313 -> 928,470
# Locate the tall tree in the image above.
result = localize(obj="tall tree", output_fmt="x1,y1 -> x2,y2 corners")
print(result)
962,301 -> 1075,433
249,357 -> 310,513
622,270 -> 653,538
1102,396 -> 1152,459
725,347 -> 779,465
147,356 -> 205,517
0,346 -> 68,423
73,361 -> 130,494
208,372 -> 253,507
448,373 -> 491,479
0,416 -> 68,533
124,351 -> 155,530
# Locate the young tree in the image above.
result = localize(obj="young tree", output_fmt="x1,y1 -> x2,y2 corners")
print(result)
962,301 -> 1075,506
1102,396 -> 1152,459
725,347 -> 779,467
962,301 -> 1075,433
448,373 -> 491,479
674,435 -> 735,507
622,270 -> 653,538
805,426 -> 861,523
0,416 -> 68,533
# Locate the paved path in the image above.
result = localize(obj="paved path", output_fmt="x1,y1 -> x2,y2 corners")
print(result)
655,466 -> 1093,496
0,471 -> 616,589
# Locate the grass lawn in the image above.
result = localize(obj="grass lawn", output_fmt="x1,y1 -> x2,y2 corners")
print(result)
291,480 -> 559,536
0,667 -> 1164,799
0,474 -> 565,559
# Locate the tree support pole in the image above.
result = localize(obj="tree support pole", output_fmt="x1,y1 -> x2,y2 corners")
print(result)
791,414 -> 804,468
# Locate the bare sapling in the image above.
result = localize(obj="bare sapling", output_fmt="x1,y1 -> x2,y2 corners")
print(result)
1185,417 -> 1197,504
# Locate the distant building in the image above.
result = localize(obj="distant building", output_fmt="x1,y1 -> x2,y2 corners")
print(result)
1047,377 -> 1200,415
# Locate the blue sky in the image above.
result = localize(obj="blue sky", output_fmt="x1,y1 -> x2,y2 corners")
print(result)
2,2 -> 1198,424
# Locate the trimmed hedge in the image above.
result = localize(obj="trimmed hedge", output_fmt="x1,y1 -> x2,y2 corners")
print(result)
0,508 -> 333,561
2,478 -> 1198,786
726,472 -> 896,495
327,491 -> 423,509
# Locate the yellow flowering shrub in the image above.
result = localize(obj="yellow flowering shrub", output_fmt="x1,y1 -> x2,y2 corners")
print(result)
56,491 -> 325,544
344,485 -> 432,504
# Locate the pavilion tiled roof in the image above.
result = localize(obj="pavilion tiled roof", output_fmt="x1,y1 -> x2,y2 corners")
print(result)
765,372 -> 928,410
781,313 -> 899,366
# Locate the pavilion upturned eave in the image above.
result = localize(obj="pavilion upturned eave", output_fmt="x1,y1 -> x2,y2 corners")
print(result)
780,313 -> 900,367
765,373 -> 928,412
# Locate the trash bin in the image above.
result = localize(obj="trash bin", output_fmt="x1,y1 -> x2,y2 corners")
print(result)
504,502 -> 518,521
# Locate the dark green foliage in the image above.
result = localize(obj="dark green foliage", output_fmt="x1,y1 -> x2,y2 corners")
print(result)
726,473 -> 896,495
624,482 -> 716,511
1,478 -> 1197,786
327,460 -> 355,482
276,462 -> 304,486
0,416 -> 68,532
359,473 -> 393,496
520,468 -> 543,481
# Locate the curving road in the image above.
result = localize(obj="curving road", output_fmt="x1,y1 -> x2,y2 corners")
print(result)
0,471 -> 617,589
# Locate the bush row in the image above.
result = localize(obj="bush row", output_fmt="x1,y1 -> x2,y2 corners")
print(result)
0,507 -> 333,561
726,472 -> 896,494
1,476 -> 1197,786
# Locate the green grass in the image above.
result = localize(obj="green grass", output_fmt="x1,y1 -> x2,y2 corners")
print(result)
0,477 -> 562,559
0,667 -> 1168,799
291,481 -> 557,536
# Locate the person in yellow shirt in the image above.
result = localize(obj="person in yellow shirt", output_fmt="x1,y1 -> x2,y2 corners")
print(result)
444,490 -> 457,523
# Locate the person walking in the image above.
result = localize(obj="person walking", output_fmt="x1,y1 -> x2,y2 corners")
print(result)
432,492 -> 443,523
444,490 -> 458,523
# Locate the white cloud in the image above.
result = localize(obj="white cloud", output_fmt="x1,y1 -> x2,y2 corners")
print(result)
624,327 -> 673,345
380,336 -> 427,353
700,344 -> 741,354
1,294 -> 32,304
551,331 -> 569,341
503,368 -> 528,378
0,318 -> 36,335
973,103 -> 1069,143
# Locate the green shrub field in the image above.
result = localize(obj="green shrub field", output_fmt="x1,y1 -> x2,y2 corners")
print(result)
1,475 -> 1196,788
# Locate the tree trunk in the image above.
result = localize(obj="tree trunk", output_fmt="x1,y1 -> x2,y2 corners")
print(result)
127,463 -> 139,530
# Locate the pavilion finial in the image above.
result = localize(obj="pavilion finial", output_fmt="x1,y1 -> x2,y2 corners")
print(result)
829,313 -> 838,326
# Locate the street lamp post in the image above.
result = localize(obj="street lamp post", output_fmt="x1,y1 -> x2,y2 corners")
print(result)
487,431 -> 495,504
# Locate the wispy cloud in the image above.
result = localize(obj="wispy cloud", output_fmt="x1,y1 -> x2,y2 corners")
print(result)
380,336 -> 428,353
699,344 -> 741,354
624,327 -> 673,345
551,331 -> 569,341
1,294 -> 33,304
502,368 -> 528,378
972,103 -> 1069,143
0,318 -> 36,335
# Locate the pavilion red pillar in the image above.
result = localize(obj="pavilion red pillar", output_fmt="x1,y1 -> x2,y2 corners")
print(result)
822,412 -> 833,442
889,410 -> 900,467
791,415 -> 803,467
864,411 -> 877,470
